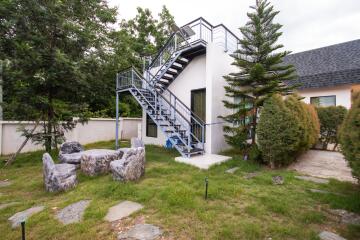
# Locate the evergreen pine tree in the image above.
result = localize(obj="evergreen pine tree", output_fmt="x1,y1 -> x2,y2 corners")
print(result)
221,0 -> 296,149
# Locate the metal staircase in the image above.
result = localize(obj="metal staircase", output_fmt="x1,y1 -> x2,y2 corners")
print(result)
115,17 -> 240,157
116,67 -> 205,157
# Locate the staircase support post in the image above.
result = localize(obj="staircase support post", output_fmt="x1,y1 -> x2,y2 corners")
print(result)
115,90 -> 119,150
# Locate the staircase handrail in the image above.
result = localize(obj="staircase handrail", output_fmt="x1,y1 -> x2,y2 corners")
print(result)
146,70 -> 205,127
119,67 -> 205,145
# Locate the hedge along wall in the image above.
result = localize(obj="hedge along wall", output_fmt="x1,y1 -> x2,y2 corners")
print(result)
339,92 -> 360,182
316,106 -> 347,150
257,94 -> 320,168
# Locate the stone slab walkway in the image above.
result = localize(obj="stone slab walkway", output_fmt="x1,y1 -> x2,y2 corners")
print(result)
0,202 -> 19,210
118,224 -> 162,240
0,180 -> 12,187
319,231 -> 346,240
289,150 -> 357,183
225,167 -> 239,174
104,201 -> 143,222
295,175 -> 329,184
8,206 -> 44,228
56,200 -> 91,225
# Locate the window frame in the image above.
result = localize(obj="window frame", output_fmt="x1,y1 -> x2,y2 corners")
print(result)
310,95 -> 336,107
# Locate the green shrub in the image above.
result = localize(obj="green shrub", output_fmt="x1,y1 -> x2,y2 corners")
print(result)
248,144 -> 262,162
316,106 -> 347,150
285,95 -> 314,153
305,104 -> 320,147
339,92 -> 360,182
257,95 -> 301,168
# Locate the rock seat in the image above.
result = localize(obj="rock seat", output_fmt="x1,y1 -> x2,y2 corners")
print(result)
110,147 -> 145,182
59,141 -> 84,166
43,153 -> 77,192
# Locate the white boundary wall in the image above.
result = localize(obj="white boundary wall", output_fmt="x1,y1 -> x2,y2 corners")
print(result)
0,117 -> 141,155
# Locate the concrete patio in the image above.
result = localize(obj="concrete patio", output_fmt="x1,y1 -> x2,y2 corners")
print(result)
289,150 -> 357,183
175,154 -> 231,170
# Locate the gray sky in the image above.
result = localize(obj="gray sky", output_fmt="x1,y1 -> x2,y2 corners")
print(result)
108,0 -> 360,53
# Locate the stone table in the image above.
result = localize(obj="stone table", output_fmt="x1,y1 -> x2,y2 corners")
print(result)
81,149 -> 123,176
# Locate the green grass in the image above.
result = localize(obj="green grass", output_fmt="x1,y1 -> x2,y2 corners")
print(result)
0,140 -> 359,239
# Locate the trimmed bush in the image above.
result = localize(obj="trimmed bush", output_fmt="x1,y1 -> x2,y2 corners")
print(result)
339,92 -> 360,182
316,106 -> 347,150
285,95 -> 313,153
257,95 -> 301,168
305,104 -> 320,147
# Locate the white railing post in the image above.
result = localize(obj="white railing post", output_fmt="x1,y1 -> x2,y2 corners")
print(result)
131,70 -> 134,86
200,18 -> 202,40
174,34 -> 177,51
225,29 -> 228,52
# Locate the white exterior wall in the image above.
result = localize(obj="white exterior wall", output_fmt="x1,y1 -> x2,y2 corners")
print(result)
141,44 -> 236,154
0,118 -> 141,155
205,43 -> 236,153
297,85 -> 352,109
142,55 -> 207,147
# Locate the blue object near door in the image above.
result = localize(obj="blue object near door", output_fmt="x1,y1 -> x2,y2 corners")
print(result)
165,139 -> 173,148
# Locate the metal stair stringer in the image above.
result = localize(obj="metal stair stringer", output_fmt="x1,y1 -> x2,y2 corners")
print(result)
117,67 -> 205,158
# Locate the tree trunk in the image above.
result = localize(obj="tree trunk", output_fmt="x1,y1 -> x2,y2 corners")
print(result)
251,107 -> 258,146
45,95 -> 53,152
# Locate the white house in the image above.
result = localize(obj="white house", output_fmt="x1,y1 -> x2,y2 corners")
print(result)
284,39 -> 360,109
116,18 -> 360,158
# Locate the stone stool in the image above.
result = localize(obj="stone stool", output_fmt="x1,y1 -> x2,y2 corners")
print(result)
43,153 -> 77,192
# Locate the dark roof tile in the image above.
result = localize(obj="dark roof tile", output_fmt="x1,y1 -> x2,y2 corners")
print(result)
284,39 -> 360,89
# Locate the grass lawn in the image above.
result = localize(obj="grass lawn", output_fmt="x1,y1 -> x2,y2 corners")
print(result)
0,140 -> 359,239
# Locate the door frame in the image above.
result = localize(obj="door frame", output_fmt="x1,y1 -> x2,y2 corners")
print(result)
190,88 -> 206,142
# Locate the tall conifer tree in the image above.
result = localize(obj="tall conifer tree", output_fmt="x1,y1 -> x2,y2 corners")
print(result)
221,0 -> 296,149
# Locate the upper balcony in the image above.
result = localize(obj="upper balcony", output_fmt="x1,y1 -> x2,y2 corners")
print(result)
183,17 -> 240,54
147,17 -> 240,70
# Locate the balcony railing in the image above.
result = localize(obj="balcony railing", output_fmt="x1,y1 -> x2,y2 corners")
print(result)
147,17 -> 240,70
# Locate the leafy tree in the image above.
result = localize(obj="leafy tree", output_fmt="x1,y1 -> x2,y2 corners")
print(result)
1,0 -> 117,151
339,92 -> 360,182
257,94 -> 301,168
316,106 -> 347,150
221,0 -> 296,150
155,6 -> 176,49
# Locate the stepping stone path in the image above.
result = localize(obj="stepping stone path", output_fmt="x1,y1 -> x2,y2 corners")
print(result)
295,175 -> 329,184
319,231 -> 346,240
272,176 -> 284,185
328,209 -> 360,225
118,224 -> 162,240
0,202 -> 19,210
0,180 -> 12,187
225,167 -> 239,174
244,172 -> 259,179
8,206 -> 44,228
56,200 -> 91,225
105,201 -> 143,222
309,189 -> 345,196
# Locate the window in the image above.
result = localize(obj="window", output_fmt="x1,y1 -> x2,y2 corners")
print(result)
146,114 -> 157,137
310,95 -> 336,107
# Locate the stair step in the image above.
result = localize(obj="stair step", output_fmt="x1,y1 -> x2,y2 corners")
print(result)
182,148 -> 204,154
161,74 -> 174,81
167,68 -> 177,74
171,62 -> 183,70
175,57 -> 189,64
